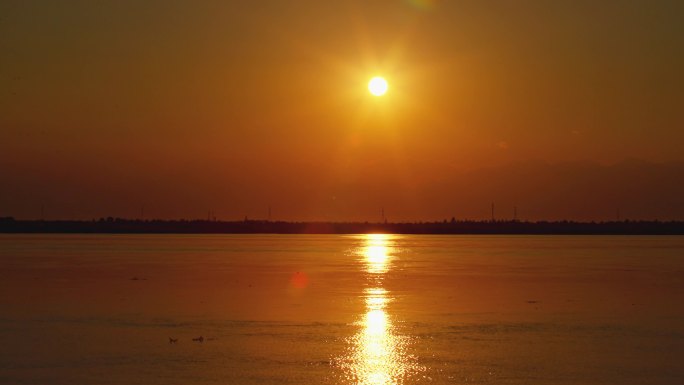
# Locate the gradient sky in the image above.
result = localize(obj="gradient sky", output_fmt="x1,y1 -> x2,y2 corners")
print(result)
1,0 -> 683,221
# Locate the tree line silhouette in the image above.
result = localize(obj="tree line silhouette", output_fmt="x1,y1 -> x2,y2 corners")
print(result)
1,217 -> 683,235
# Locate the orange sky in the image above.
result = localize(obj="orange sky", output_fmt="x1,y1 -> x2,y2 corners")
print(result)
1,1 -> 683,221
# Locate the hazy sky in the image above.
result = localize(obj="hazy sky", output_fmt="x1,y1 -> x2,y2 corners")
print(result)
1,1 -> 683,221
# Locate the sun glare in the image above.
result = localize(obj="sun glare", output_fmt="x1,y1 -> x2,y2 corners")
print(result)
368,76 -> 388,96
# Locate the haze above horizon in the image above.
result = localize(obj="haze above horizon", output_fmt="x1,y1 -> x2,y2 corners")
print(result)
1,1 -> 683,221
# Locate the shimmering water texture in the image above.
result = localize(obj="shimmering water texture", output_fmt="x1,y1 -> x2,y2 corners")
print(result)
1,234 -> 683,385
334,235 -> 425,384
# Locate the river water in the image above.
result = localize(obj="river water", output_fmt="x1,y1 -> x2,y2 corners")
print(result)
1,234 -> 683,384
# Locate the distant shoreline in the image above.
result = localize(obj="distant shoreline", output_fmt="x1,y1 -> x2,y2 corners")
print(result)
1,217 -> 683,235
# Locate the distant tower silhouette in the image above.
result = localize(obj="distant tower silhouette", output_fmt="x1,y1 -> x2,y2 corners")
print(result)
491,202 -> 495,222
268,205 -> 272,221
141,206 -> 144,220
40,204 -> 44,221
381,207 -> 385,223
514,206 -> 517,222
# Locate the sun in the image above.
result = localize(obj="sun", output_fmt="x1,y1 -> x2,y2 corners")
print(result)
368,76 -> 388,96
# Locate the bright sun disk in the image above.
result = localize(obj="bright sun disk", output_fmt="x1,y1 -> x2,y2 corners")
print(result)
368,77 -> 388,96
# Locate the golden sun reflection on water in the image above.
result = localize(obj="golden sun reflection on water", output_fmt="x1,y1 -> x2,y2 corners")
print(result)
363,234 -> 392,275
338,234 -> 422,385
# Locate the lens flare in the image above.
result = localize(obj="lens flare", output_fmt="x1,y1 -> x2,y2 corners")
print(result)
289,271 -> 309,289
405,0 -> 439,10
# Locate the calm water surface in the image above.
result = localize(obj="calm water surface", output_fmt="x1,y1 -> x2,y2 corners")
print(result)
1,234 -> 683,384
